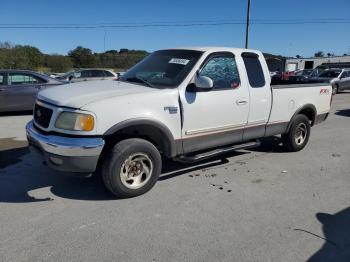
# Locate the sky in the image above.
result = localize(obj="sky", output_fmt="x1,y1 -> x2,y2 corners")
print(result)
0,0 -> 349,57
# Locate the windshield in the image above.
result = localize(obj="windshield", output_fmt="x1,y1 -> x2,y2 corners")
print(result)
60,71 -> 74,78
120,50 -> 203,87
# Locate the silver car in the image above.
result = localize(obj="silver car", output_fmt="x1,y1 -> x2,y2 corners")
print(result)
311,69 -> 350,94
0,70 -> 65,113
56,69 -> 118,82
335,70 -> 350,93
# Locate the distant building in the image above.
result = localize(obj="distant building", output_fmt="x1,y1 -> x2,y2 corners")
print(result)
285,55 -> 350,72
263,53 -> 286,72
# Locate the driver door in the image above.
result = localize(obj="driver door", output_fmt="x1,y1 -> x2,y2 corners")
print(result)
181,52 -> 250,153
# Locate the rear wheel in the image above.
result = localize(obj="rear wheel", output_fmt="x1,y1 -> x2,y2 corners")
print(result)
102,138 -> 162,198
332,84 -> 338,95
282,114 -> 311,152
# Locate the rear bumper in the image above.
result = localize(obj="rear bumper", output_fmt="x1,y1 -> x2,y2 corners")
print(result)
314,112 -> 329,125
26,121 -> 104,173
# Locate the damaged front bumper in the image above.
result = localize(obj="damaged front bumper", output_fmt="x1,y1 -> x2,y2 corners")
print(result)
26,121 -> 104,174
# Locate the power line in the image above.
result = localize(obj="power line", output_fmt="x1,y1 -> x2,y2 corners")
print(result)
0,19 -> 349,29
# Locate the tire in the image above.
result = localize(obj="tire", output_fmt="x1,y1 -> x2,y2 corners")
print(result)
332,84 -> 338,95
102,138 -> 162,198
282,114 -> 311,152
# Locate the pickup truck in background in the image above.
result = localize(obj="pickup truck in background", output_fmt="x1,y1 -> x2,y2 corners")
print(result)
26,47 -> 332,198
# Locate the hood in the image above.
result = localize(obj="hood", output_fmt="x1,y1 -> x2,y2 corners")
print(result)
37,80 -> 158,108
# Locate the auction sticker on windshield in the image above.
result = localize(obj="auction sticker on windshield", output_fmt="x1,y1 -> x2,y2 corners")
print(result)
169,58 -> 190,65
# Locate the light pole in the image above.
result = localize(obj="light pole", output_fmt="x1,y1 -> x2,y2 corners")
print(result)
245,0 -> 251,49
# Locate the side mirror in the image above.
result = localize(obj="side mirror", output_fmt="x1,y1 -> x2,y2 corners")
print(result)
195,75 -> 213,90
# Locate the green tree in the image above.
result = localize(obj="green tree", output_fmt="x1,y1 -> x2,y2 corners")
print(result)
314,51 -> 325,57
68,46 -> 97,68
7,45 -> 43,69
44,55 -> 73,72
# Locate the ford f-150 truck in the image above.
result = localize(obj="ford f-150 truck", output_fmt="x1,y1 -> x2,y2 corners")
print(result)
26,47 -> 332,198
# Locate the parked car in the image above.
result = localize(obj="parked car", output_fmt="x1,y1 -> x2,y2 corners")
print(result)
310,68 -> 324,77
56,69 -> 118,82
286,69 -> 313,82
0,70 -> 65,112
281,71 -> 295,80
310,68 -> 350,94
26,47 -> 332,198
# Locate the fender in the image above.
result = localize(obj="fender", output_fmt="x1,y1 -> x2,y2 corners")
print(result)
103,118 -> 178,157
286,104 -> 317,133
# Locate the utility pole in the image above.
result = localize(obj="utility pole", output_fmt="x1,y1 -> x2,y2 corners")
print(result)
245,0 -> 251,49
103,30 -> 107,52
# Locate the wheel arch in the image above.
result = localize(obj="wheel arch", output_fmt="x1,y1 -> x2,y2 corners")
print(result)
286,104 -> 317,132
102,118 -> 177,158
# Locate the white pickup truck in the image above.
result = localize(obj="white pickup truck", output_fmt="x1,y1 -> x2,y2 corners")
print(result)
26,47 -> 332,198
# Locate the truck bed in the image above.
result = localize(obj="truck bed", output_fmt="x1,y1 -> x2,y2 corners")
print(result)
268,82 -> 332,132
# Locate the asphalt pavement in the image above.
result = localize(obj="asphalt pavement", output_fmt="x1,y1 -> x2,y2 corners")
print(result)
0,93 -> 349,262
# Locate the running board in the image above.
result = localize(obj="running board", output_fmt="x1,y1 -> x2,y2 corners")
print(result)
175,140 -> 260,163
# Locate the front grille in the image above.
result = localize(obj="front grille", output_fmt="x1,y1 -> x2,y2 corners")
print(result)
34,104 -> 53,128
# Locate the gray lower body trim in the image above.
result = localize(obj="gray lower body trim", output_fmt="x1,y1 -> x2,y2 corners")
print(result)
183,128 -> 243,153
181,122 -> 290,154
265,122 -> 289,136
243,124 -> 266,140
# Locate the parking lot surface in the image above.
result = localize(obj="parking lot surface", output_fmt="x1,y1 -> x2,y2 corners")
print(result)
0,93 -> 349,262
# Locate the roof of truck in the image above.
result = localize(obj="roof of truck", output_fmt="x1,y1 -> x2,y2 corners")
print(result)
169,46 -> 261,54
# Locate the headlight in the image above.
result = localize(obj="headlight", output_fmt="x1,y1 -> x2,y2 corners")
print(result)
55,112 -> 95,131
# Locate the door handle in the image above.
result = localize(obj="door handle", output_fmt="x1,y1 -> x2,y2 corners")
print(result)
0,88 -> 5,92
236,99 -> 248,105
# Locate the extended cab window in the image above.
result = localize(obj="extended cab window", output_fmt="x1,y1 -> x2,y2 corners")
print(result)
242,53 -> 265,88
199,53 -> 240,89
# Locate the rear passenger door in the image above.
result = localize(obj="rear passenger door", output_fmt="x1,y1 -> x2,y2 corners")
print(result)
241,52 -> 272,140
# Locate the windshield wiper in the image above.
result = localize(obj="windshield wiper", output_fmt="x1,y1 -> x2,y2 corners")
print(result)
122,76 -> 155,88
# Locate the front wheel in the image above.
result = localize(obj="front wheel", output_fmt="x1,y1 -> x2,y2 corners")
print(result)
282,114 -> 311,152
102,138 -> 162,198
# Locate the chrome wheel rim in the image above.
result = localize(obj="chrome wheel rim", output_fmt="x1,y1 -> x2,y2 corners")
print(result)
332,87 -> 337,95
295,123 -> 307,146
120,153 -> 153,189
